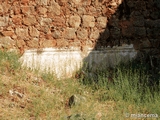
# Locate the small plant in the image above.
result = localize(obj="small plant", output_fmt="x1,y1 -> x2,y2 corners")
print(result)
0,50 -> 20,73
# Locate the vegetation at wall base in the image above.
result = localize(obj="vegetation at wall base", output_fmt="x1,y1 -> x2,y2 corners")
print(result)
0,50 -> 159,119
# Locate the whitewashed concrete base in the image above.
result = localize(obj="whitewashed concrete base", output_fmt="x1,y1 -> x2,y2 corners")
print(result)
19,44 -> 137,78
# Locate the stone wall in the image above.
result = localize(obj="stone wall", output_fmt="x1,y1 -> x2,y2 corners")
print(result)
0,0 -> 159,55
0,0 -> 112,53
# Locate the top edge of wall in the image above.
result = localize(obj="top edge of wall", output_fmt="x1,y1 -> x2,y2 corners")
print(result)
23,44 -> 136,53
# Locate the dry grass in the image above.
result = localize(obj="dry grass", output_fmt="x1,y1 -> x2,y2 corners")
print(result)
0,51 -> 159,120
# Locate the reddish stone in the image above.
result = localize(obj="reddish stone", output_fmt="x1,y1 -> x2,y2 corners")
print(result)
21,0 -> 29,5
21,6 -> 31,15
13,6 -> 21,15
42,40 -> 57,48
45,34 -> 53,40
12,15 -> 22,25
1,31 -> 15,36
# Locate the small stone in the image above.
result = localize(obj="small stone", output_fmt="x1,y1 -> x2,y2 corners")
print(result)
68,94 -> 86,107
68,114 -> 85,120
14,91 -> 24,98
9,90 -> 14,96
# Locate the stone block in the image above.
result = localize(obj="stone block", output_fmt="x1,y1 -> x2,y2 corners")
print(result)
42,40 -> 57,47
0,5 -> 3,15
77,7 -> 86,15
0,16 -> 8,26
64,28 -> 76,39
150,11 -> 159,20
134,27 -> 146,37
35,0 -> 48,5
82,15 -> 95,27
52,30 -> 62,39
71,0 -> 82,5
52,16 -> 65,26
23,15 -> 37,26
56,39 -> 68,47
69,15 -> 81,28
147,28 -> 160,38
21,0 -> 29,4
29,26 -> 40,37
155,0 -> 160,9
122,26 -> 134,37
77,28 -> 88,40
132,16 -> 144,27
37,6 -> 47,15
97,17 -> 107,28
40,18 -> 52,26
1,31 -> 15,36
48,1 -> 61,16
12,15 -> 22,25
82,0 -> 91,6
139,38 -> 152,48
21,6 -> 35,15
45,34 -> 53,40
13,6 -> 21,15
0,36 -> 15,49
90,29 -> 100,40
110,27 -> 121,39
27,38 -> 39,48
16,39 -> 26,48
15,27 -> 29,38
